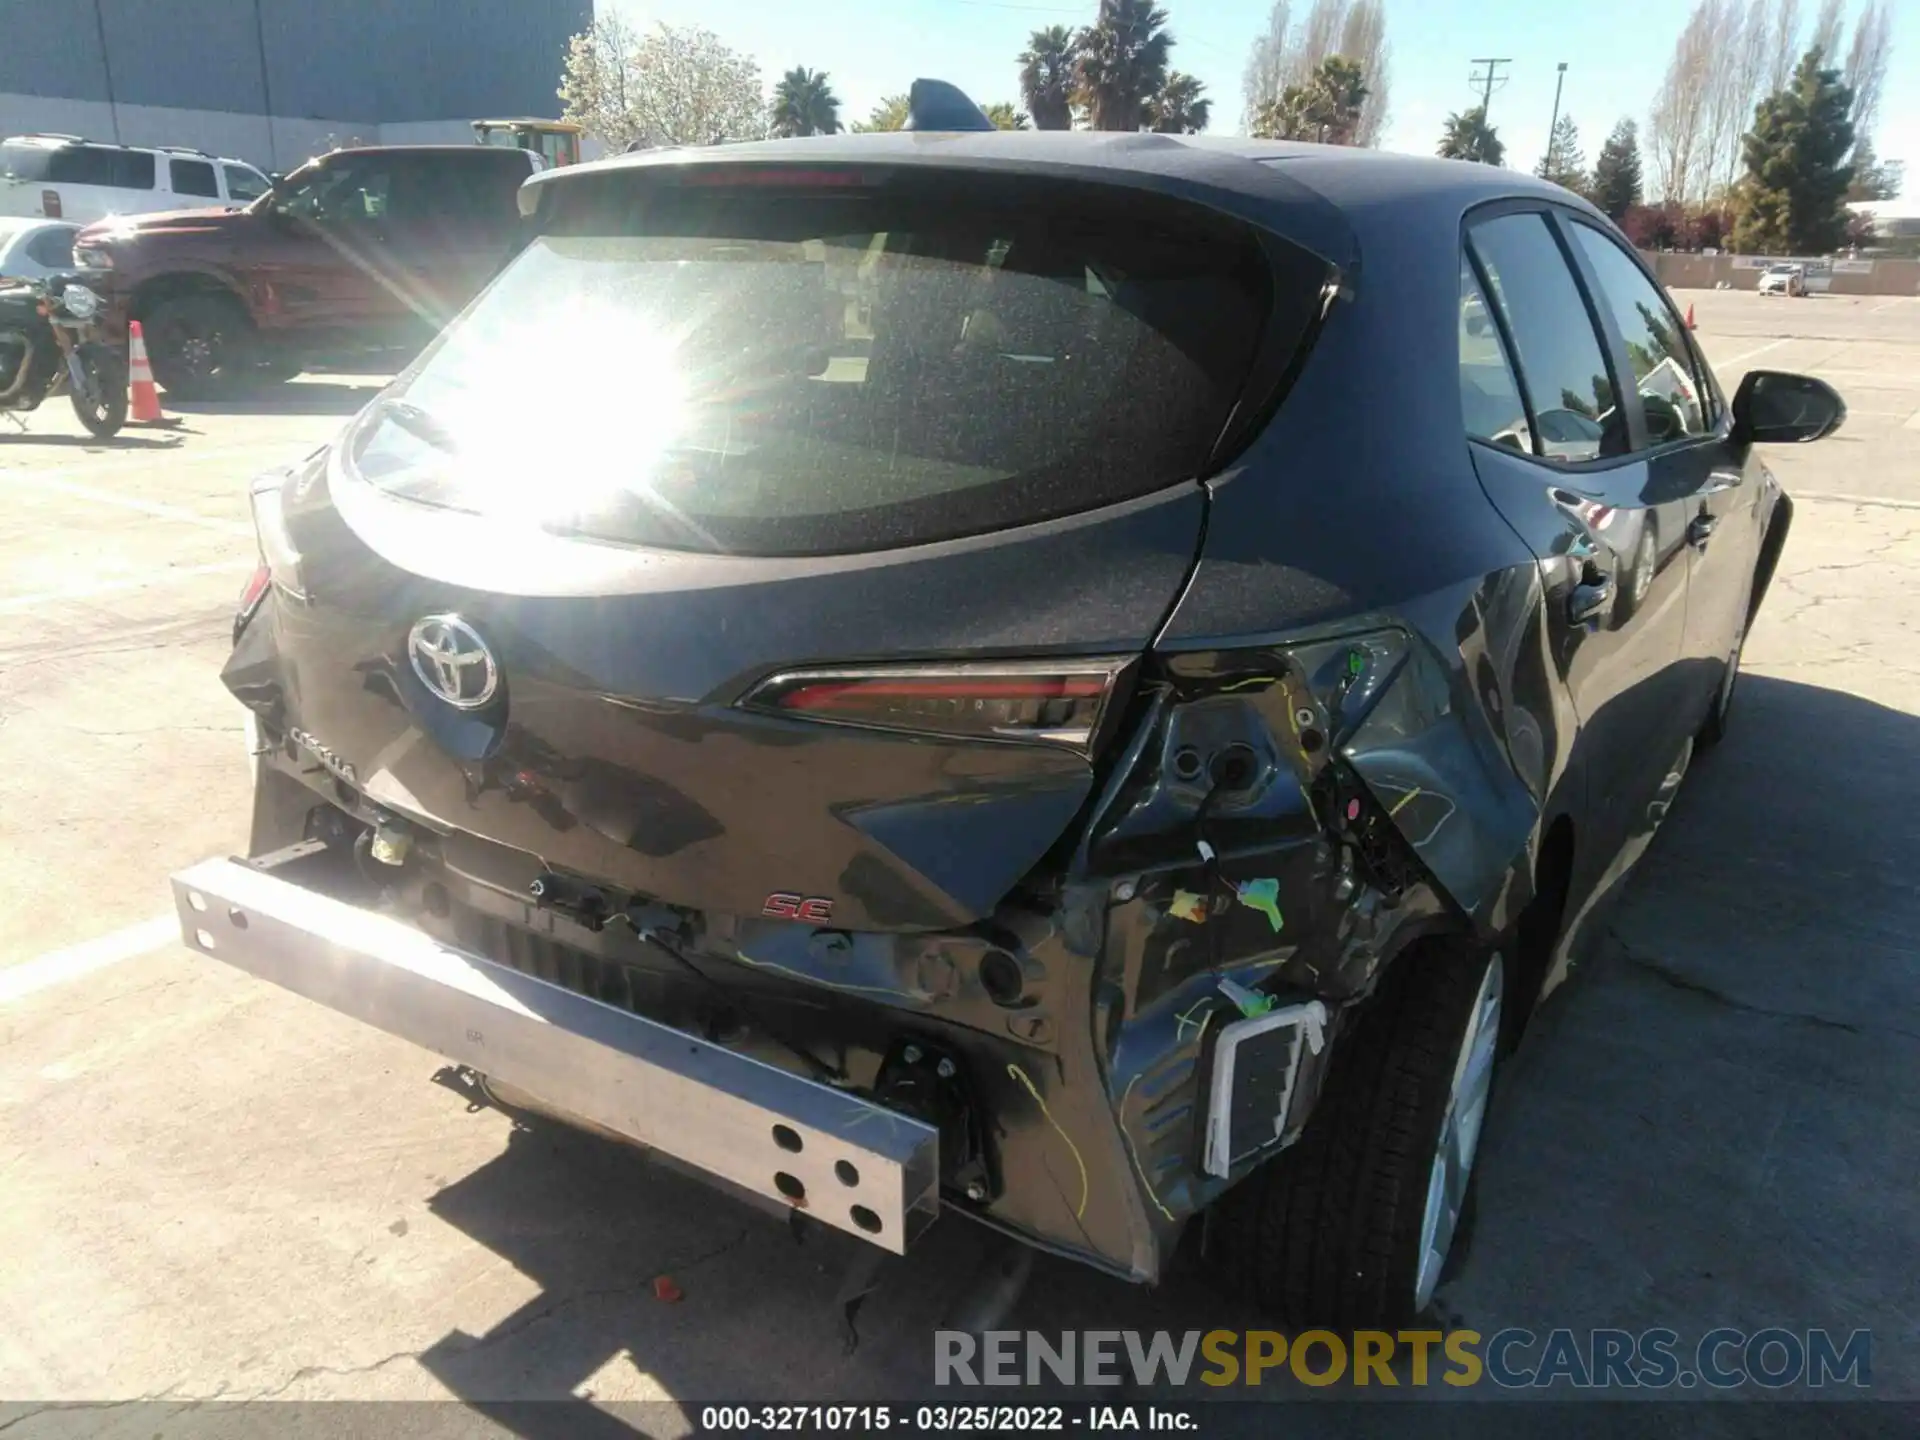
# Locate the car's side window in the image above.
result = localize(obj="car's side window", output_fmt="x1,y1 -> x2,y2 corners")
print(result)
1467,212 -> 1626,463
114,151 -> 154,190
280,159 -> 391,224
1458,256 -> 1533,452
46,145 -> 116,187
170,158 -> 219,199
25,227 -> 74,268
223,164 -> 269,203
1570,223 -> 1713,446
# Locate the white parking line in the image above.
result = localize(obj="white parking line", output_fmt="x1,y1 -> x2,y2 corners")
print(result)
1797,491 -> 1920,509
1872,297 -> 1915,313
1711,338 -> 1790,372
0,558 -> 253,615
0,471 -> 252,537
0,916 -> 179,1006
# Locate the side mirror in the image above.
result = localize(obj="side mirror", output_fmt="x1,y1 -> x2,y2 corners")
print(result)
1732,369 -> 1846,445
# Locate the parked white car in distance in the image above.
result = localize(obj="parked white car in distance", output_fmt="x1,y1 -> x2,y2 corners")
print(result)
0,136 -> 271,223
0,217 -> 79,281
1757,262 -> 1806,297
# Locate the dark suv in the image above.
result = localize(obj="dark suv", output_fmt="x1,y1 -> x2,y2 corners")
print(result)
74,144 -> 538,397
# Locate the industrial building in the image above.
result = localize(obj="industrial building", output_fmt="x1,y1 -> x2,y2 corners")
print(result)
0,0 -> 593,171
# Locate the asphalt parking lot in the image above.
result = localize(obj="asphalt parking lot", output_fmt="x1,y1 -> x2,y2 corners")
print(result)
1,292 -> 1916,1425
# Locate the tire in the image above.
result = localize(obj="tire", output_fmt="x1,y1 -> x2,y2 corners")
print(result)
1209,936 -> 1505,1328
144,292 -> 253,399
253,352 -> 302,384
68,345 -> 128,438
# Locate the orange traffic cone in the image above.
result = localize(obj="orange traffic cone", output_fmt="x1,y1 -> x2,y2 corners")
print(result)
1685,303 -> 1697,331
127,321 -> 168,424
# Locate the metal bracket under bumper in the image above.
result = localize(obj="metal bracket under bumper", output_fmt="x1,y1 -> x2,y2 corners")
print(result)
170,857 -> 941,1253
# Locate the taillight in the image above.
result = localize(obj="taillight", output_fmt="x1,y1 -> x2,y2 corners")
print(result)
741,659 -> 1132,756
234,560 -> 271,643
41,190 -> 61,218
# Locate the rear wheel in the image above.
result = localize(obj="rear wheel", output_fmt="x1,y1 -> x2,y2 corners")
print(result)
1209,936 -> 1505,1327
68,344 -> 128,437
145,293 -> 253,399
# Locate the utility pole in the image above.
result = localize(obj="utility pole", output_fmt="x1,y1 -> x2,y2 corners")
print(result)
90,0 -> 121,142
1468,57 -> 1511,120
1543,62 -> 1568,173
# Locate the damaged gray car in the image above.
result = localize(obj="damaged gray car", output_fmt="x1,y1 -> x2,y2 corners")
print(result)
175,88 -> 1845,1328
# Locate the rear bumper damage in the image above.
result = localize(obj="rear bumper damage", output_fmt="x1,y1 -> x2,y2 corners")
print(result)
198,588 -> 1547,1282
171,853 -> 941,1254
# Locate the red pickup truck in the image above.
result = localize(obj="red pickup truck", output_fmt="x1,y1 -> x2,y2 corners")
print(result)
74,144 -> 538,397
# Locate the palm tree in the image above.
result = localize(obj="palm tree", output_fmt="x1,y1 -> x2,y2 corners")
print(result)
1073,0 -> 1173,132
1147,72 -> 1210,134
770,67 -> 842,138
1019,25 -> 1078,131
1438,106 -> 1505,166
983,101 -> 1031,131
1251,56 -> 1367,145
850,94 -> 910,133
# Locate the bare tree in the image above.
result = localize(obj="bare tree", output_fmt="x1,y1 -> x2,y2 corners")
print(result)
1844,1 -> 1894,157
1242,1 -> 1296,126
1648,1 -> 1718,202
1240,0 -> 1390,144
1339,1 -> 1391,147
1766,0 -> 1804,92
1720,0 -> 1774,192
1810,0 -> 1845,61
1696,0 -> 1750,201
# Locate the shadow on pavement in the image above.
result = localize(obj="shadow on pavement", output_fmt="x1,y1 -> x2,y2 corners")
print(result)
387,673 -> 1915,1430
0,430 -> 189,450
162,379 -> 388,418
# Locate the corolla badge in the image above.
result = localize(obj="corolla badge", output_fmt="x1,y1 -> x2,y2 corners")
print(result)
408,614 -> 499,710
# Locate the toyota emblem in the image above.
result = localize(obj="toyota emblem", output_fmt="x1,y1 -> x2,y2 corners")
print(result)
408,615 -> 499,710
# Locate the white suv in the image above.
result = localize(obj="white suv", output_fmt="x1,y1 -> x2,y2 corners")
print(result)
0,135 -> 272,224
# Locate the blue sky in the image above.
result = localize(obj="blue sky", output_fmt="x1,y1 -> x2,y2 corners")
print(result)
605,0 -> 1916,192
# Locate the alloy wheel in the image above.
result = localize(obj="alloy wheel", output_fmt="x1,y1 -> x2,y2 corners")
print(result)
1414,951 -> 1504,1310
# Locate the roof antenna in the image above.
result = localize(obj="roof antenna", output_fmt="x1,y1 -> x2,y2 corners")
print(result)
904,79 -> 996,133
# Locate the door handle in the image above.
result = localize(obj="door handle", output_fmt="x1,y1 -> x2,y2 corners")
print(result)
1567,572 -> 1614,625
1687,513 -> 1718,548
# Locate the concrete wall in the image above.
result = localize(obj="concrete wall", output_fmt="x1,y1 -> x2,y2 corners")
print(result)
1644,251 -> 1920,296
0,0 -> 590,170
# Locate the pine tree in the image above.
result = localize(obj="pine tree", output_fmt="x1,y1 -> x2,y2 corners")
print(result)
1732,49 -> 1857,255
1537,114 -> 1587,194
1591,118 -> 1644,220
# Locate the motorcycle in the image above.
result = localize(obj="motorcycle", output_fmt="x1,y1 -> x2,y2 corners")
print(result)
0,271 -> 128,438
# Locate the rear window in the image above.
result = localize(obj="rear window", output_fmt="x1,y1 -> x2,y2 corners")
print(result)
1,144 -> 53,182
20,144 -> 153,189
347,169 -> 1305,555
